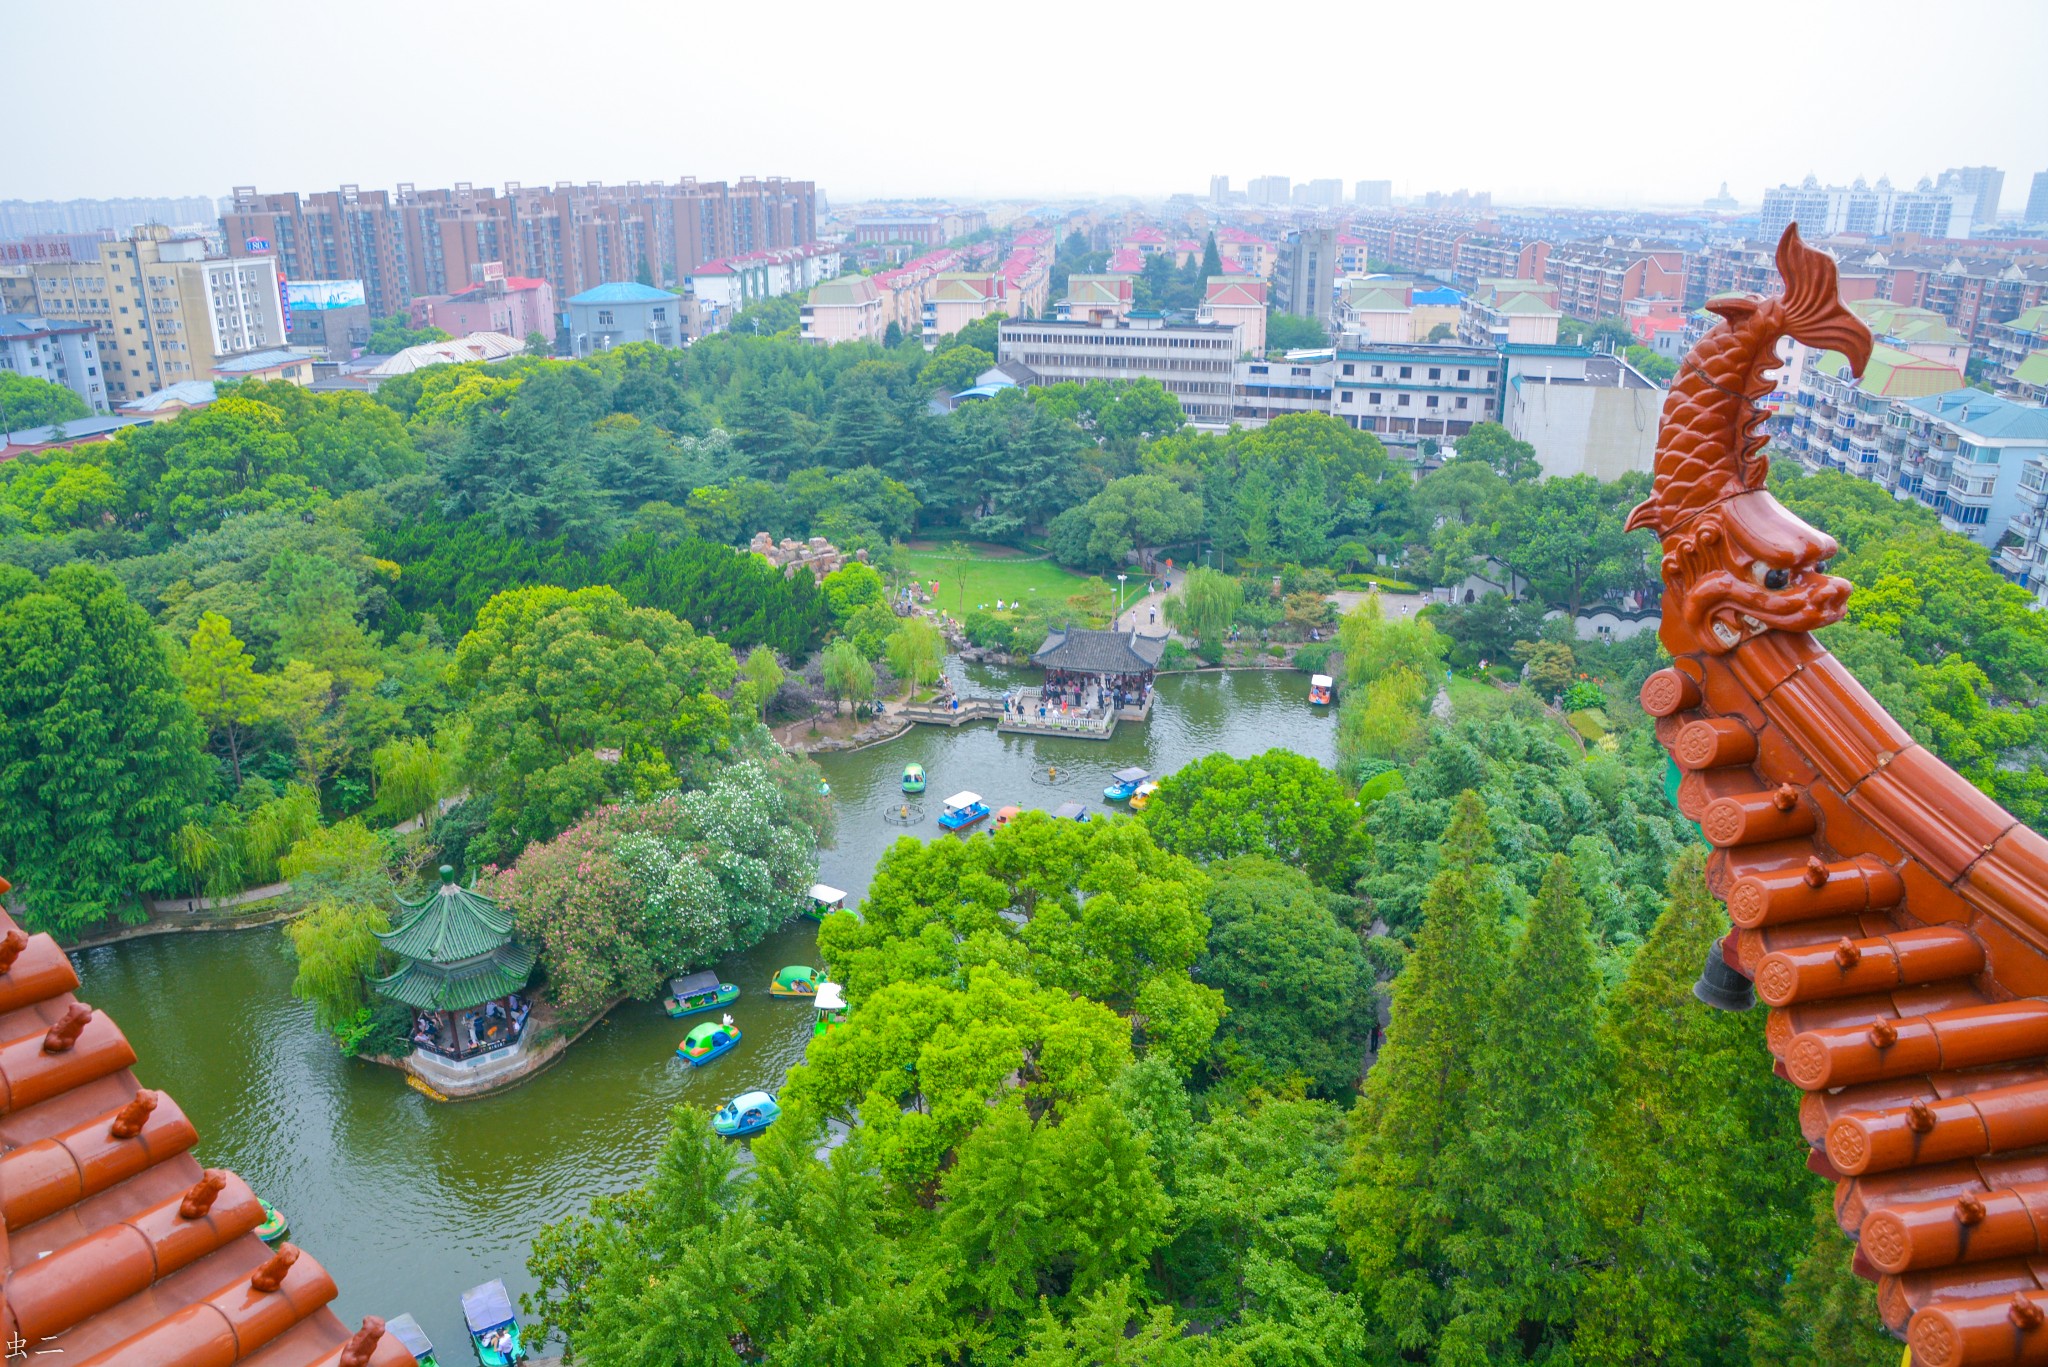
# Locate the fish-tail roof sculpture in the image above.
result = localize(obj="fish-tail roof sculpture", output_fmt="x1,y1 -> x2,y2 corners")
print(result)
1643,223 -> 2048,1367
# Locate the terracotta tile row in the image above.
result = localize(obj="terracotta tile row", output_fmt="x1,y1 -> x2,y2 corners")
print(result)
0,893 -> 414,1367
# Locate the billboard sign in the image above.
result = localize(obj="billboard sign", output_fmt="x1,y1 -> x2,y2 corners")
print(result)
244,236 -> 270,252
285,280 -> 367,311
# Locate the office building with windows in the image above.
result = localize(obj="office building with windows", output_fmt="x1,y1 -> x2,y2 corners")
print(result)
0,313 -> 108,413
997,314 -> 1241,424
27,225 -> 287,403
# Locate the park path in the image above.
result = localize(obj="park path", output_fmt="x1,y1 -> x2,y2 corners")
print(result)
1112,574 -> 1181,639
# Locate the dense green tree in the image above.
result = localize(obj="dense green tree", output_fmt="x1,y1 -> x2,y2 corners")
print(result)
819,638 -> 876,715
1197,858 -> 1371,1095
1494,473 -> 1651,614
1575,848 -> 1821,1366
0,565 -> 208,933
1434,856 -> 1606,1362
1451,422 -> 1541,483
1337,793 -> 1503,1356
1140,749 -> 1364,889
368,313 -> 449,353
1267,313 -> 1331,351
284,897 -> 390,1033
0,372 -> 91,430
180,611 -> 266,785
452,584 -> 737,860
920,345 -> 994,393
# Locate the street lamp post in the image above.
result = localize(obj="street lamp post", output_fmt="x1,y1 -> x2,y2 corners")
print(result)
1117,573 -> 1128,629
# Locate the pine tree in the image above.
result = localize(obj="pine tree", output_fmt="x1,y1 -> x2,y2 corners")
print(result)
1740,1189 -> 1901,1367
1336,791 -> 1503,1356
1575,847 -> 1823,1366
1437,855 -> 1608,1362
1200,233 -> 1225,283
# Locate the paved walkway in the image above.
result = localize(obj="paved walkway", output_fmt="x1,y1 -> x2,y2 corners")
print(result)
1330,587 -> 1431,620
1110,575 -> 1180,639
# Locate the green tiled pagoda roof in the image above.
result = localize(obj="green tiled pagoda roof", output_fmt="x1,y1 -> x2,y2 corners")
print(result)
376,873 -> 518,965
369,944 -> 536,1012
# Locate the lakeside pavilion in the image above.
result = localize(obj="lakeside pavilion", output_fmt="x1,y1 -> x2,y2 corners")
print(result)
370,865 -> 536,1087
1007,626 -> 1164,736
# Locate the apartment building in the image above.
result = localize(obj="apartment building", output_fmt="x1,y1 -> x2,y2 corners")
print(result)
686,244 -> 841,321
1760,176 -> 1977,240
410,266 -> 556,342
1327,343 -> 1501,448
801,275 -> 888,344
1778,343 -> 1967,489
1334,282 -> 1413,343
1938,168 -> 2005,228
1274,227 -> 1337,322
1247,176 -> 1291,206
1209,176 -> 1231,203
1497,346 -> 1663,478
285,281 -> 372,361
997,315 -> 1241,424
1060,275 -> 1135,325
1215,228 -> 1272,279
1539,240 -> 1686,321
1355,181 -> 1393,209
2028,173 -> 2048,226
28,225 -> 288,403
1987,305 -> 2047,394
1235,355 -> 1332,423
1846,298 -> 1970,371
0,313 -> 108,413
565,282 -> 686,357
225,177 -> 818,317
1296,179 -> 1345,208
924,273 -> 1005,342
1200,276 -> 1267,355
1459,280 -> 1562,347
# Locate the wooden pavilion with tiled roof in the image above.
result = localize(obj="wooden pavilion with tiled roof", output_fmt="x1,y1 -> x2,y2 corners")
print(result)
369,868 -> 534,1075
0,875 -> 414,1367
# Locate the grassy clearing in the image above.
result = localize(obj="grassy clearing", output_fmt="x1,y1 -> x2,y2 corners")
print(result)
1446,674 -> 1511,721
901,547 -> 1108,619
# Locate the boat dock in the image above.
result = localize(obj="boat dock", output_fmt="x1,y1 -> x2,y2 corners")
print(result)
898,698 -> 1003,726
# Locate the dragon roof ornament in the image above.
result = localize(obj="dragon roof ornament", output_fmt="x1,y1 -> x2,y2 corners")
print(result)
1644,225 -> 2048,1366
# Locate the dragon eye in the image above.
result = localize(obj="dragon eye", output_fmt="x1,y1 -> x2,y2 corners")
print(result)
1764,568 -> 1790,591
1815,560 -> 1830,574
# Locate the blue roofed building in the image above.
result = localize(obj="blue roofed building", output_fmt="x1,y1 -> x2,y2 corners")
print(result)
565,281 -> 688,357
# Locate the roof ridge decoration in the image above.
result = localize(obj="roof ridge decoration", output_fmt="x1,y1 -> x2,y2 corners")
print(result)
1643,223 -> 2048,1365
0,877 -> 415,1367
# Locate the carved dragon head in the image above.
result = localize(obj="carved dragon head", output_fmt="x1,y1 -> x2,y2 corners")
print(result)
1629,225 -> 1873,655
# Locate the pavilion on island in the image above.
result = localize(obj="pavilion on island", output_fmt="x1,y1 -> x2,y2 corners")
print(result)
370,865 -> 535,1069
1009,626 -> 1165,735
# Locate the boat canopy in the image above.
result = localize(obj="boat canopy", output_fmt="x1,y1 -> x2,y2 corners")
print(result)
774,965 -> 820,987
809,883 -> 846,906
462,1279 -> 517,1334
669,970 -> 722,998
730,1090 -> 777,1112
1053,802 -> 1087,820
385,1314 -> 435,1357
942,791 -> 982,809
1113,767 -> 1149,783
1312,674 -> 1334,688
902,763 -> 924,776
683,1020 -> 730,1046
815,981 -> 846,1011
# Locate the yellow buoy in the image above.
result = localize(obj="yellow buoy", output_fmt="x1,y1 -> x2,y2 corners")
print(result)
900,804 -> 909,818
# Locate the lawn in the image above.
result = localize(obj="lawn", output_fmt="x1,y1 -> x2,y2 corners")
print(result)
900,544 -> 1111,619
1446,673 -> 1511,721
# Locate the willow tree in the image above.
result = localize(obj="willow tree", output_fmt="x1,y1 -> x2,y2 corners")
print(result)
1165,567 -> 1242,648
285,898 -> 390,1032
884,616 -> 944,696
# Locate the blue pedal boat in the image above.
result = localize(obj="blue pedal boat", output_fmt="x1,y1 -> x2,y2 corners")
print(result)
712,1090 -> 781,1138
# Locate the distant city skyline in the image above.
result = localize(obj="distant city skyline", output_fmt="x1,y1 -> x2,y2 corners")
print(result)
8,0 -> 2045,213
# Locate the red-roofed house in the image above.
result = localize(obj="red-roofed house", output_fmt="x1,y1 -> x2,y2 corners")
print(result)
1200,276 -> 1267,354
925,273 -> 1005,341
1116,226 -> 1171,256
1059,274 -> 1135,325
1215,228 -> 1272,279
410,264 -> 555,341
1107,249 -> 1145,274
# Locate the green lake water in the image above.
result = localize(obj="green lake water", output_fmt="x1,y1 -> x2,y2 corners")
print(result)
69,667 -> 1333,1355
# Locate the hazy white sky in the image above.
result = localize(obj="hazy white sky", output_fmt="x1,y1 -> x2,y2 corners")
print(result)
6,0 -> 2045,211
